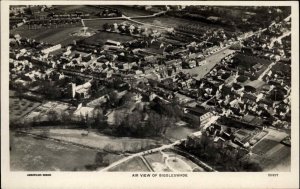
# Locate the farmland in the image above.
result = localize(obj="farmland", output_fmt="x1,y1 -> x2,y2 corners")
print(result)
82,31 -> 135,45
10,131 -> 124,171
11,26 -> 85,46
9,90 -> 41,123
25,128 -> 162,153
249,128 -> 291,171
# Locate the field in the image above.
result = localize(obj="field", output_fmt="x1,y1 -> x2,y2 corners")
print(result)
252,139 -> 279,155
11,26 -> 86,46
82,31 -> 135,45
83,19 -> 126,30
26,128 -> 161,153
52,5 -> 101,15
108,157 -> 151,172
165,126 -> 198,141
9,91 -> 41,122
135,15 -> 215,29
107,6 -> 152,17
10,131 -> 123,171
249,128 -> 290,171
24,101 -> 73,122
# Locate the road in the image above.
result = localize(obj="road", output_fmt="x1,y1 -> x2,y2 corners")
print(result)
270,31 -> 291,48
182,47 -> 235,80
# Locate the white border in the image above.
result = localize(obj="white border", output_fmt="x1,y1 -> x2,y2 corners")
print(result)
1,1 -> 299,189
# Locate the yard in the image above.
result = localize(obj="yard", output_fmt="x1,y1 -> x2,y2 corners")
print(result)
10,131 -> 123,171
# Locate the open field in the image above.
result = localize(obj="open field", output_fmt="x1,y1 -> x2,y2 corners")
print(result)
82,31 -> 135,45
165,126 -> 198,141
252,139 -> 279,155
25,128 -> 162,153
84,19 -> 126,30
11,26 -> 85,46
135,15 -> 204,28
52,5 -> 100,15
10,131 -> 123,171
248,128 -> 290,171
108,6 -> 152,17
107,156 -> 150,172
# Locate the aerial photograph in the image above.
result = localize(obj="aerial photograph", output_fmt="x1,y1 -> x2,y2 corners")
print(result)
9,5 -> 291,172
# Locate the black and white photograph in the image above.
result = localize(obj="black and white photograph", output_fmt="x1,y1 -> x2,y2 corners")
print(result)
1,1 -> 299,189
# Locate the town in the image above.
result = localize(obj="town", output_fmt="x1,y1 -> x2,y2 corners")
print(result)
9,5 -> 291,172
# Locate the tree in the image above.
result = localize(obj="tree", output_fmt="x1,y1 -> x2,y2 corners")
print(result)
107,90 -> 119,107
60,111 -> 71,124
48,110 -> 59,122
103,23 -> 110,31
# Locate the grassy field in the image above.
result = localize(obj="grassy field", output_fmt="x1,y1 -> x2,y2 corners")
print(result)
11,26 -> 85,46
108,156 -> 150,172
134,15 -> 220,29
10,131 -> 124,171
9,92 -> 41,123
52,5 -> 101,15
26,128 -> 161,153
107,6 -> 152,17
82,31 -> 135,45
249,128 -> 290,171
84,19 -> 126,30
252,139 -> 279,155
165,126 -> 198,142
